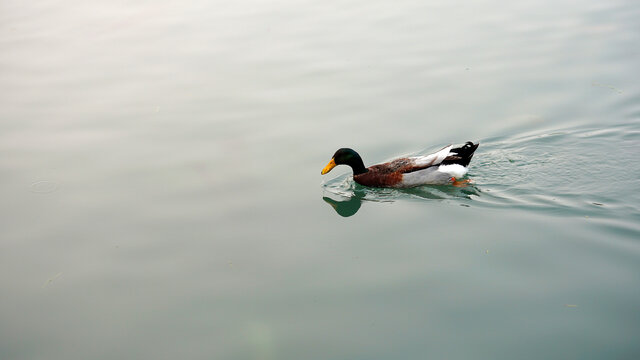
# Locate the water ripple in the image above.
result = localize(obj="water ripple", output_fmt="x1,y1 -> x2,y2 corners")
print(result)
322,121 -> 640,222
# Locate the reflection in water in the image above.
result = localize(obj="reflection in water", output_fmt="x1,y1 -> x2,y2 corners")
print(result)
322,180 -> 480,217
322,193 -> 365,217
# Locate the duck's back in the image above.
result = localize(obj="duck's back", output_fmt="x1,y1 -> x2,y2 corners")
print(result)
351,142 -> 479,188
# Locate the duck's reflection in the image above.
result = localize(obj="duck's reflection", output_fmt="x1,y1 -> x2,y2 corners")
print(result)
322,183 -> 481,217
322,191 -> 365,217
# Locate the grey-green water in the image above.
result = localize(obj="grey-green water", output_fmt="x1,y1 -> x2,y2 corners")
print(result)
1,1 -> 639,359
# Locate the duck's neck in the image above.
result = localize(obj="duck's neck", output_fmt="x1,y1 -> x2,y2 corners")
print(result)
350,156 -> 368,175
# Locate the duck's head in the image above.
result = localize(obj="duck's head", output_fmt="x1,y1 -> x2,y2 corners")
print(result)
321,148 -> 367,175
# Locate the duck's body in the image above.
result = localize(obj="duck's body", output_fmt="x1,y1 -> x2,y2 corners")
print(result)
321,142 -> 479,188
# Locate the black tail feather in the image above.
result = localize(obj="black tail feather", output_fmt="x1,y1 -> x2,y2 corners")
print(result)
444,141 -> 479,167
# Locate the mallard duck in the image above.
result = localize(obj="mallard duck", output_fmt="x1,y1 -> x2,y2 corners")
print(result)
321,142 -> 479,187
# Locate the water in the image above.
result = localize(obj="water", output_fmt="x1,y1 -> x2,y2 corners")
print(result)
1,0 -> 639,359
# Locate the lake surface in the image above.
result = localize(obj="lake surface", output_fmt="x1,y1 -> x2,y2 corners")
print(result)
1,0 -> 639,359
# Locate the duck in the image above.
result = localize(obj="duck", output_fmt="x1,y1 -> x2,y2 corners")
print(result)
321,142 -> 479,187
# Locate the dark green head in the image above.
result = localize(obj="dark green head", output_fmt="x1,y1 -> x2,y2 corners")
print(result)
321,148 -> 367,175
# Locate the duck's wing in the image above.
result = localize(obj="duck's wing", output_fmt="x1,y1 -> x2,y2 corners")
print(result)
408,144 -> 453,168
367,143 -> 474,175
399,142 -> 479,186
372,145 -> 454,174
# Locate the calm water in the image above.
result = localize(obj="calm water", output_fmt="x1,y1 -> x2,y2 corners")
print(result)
1,0 -> 639,359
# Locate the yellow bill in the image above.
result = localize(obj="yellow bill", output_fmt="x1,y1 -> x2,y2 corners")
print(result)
321,158 -> 337,174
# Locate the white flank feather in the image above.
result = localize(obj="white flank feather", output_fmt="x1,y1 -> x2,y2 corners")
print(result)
437,164 -> 468,178
400,168 -> 449,186
399,164 -> 469,187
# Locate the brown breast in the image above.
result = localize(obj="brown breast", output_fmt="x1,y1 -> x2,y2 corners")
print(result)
353,169 -> 404,187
